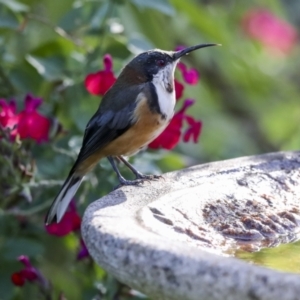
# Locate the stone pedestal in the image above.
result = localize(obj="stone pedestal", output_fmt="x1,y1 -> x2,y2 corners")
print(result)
82,151 -> 300,300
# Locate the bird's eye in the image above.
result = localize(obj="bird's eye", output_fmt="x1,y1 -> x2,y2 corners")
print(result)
156,59 -> 166,67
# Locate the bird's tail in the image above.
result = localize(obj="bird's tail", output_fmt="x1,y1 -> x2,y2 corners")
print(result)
45,173 -> 83,225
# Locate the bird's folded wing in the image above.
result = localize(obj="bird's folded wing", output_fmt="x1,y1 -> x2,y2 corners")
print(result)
74,85 -> 144,165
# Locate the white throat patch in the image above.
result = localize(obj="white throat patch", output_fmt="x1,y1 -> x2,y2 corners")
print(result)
152,62 -> 177,120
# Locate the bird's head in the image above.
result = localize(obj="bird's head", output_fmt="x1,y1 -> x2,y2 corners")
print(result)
120,43 -> 219,92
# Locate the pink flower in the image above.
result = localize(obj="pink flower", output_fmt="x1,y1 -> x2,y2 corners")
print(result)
0,94 -> 51,142
149,99 -> 201,150
45,201 -> 81,237
175,45 -> 185,52
0,99 -> 19,138
242,9 -> 297,55
177,62 -> 200,85
85,54 -> 117,96
17,94 -> 51,142
0,99 -> 17,127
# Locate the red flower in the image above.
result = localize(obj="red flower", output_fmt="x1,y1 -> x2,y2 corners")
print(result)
11,255 -> 50,293
85,54 -> 116,96
0,95 -> 51,142
175,79 -> 184,100
148,99 -> 201,150
11,272 -> 25,286
148,112 -> 182,150
11,256 -> 38,287
18,94 -> 51,142
183,115 -> 202,143
0,99 -> 17,127
242,9 -> 297,55
0,99 -> 19,138
45,200 -> 81,236
177,62 -> 200,85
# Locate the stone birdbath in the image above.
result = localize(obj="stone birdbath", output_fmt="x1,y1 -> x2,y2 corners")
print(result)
82,151 -> 300,300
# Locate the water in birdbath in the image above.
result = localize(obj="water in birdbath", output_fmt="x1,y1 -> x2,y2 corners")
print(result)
235,239 -> 300,273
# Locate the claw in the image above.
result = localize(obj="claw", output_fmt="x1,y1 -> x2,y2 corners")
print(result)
113,178 -> 144,190
117,156 -> 163,181
136,173 -> 162,181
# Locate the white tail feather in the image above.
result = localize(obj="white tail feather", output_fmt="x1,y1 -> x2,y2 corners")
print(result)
45,174 -> 83,224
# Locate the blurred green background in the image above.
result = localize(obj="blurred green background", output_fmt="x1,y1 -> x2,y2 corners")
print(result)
1,0 -> 300,299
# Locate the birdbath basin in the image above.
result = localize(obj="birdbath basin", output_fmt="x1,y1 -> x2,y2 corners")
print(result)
82,151 -> 300,300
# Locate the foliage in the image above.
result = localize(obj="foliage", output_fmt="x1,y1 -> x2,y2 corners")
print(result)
0,0 -> 299,299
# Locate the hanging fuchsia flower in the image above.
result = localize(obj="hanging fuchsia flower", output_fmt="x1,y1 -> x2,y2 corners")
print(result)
85,54 -> 116,96
45,200 -> 81,237
242,9 -> 297,55
149,99 -> 201,150
0,94 -> 51,142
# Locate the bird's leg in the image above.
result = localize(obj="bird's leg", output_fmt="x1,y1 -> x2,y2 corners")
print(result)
107,156 -> 144,188
117,155 -> 162,181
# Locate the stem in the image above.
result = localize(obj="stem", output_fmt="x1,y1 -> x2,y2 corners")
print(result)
86,0 -> 116,68
3,199 -> 53,216
98,0 -> 115,53
52,145 -> 78,159
0,66 -> 15,97
25,180 -> 64,188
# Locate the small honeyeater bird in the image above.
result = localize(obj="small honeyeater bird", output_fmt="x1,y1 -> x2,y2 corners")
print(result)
45,43 -> 219,224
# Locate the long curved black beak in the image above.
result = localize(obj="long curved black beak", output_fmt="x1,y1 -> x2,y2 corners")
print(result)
173,43 -> 220,60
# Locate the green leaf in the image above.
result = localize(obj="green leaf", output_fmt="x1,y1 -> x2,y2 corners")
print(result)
0,0 -> 28,12
130,0 -> 175,15
3,238 -> 45,260
58,6 -> 87,32
170,0 -> 227,41
89,2 -> 109,29
128,34 -> 154,53
0,6 -> 19,29
26,55 -> 65,81
9,60 -> 44,94
0,260 -> 17,300
30,39 -> 75,57
102,35 -> 131,59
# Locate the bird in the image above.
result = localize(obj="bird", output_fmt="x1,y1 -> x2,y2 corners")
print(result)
45,43 -> 219,225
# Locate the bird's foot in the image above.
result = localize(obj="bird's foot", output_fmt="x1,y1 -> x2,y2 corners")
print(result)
116,156 -> 162,182
113,177 -> 145,190
113,174 -> 163,190
135,173 -> 162,181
